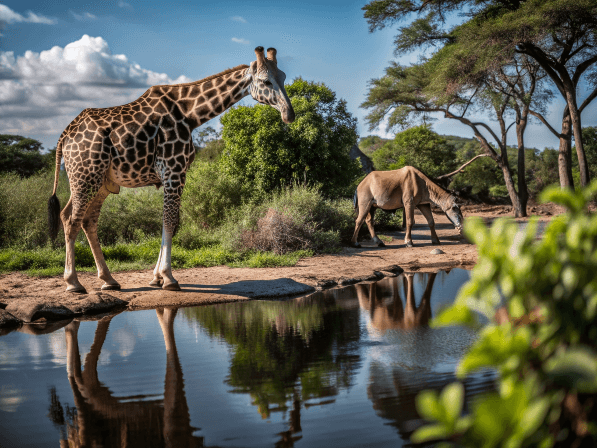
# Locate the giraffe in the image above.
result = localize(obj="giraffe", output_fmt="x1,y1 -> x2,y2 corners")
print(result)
48,46 -> 295,293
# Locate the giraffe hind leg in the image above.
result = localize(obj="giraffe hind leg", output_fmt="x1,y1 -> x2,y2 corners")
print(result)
81,185 -> 121,290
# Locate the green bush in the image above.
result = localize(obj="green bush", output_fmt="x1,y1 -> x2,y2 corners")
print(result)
219,78 -> 362,199
180,159 -> 250,229
412,182 -> 597,448
0,170 -> 70,248
97,187 -> 164,245
220,185 -> 354,254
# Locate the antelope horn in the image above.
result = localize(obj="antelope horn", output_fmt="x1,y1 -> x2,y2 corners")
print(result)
254,46 -> 266,67
266,47 -> 277,64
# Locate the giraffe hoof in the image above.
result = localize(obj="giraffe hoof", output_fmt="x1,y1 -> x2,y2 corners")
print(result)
101,283 -> 121,291
352,242 -> 361,248
432,241 -> 441,245
149,279 -> 163,287
162,281 -> 181,291
377,241 -> 386,247
66,285 -> 87,294
406,242 -> 414,248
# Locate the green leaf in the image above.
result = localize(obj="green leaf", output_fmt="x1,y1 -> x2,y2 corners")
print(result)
411,423 -> 450,443
544,347 -> 597,392
441,382 -> 464,426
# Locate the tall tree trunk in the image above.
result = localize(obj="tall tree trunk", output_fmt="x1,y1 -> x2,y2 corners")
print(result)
558,110 -> 575,189
501,162 -> 524,217
516,120 -> 528,217
566,91 -> 590,187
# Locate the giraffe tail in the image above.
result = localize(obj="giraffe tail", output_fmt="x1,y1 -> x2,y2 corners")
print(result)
48,141 -> 63,241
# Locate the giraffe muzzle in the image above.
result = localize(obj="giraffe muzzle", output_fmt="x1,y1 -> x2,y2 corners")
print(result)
281,106 -> 295,124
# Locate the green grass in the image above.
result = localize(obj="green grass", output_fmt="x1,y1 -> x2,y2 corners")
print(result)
0,239 -> 313,277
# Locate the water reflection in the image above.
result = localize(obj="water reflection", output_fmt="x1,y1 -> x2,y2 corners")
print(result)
55,309 -> 202,447
1,270 -> 494,447
356,273 -> 434,334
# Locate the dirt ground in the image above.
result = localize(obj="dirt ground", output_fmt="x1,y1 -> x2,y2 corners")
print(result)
0,203 -> 563,322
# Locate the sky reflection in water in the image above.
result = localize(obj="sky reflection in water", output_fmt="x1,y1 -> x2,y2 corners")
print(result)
0,269 -> 495,447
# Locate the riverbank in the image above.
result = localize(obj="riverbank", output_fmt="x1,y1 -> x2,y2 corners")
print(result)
0,203 -> 561,327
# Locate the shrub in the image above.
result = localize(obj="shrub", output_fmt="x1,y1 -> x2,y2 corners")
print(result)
0,170 -> 70,248
412,182 -> 597,447
97,187 -> 163,245
180,159 -> 249,229
225,185 -> 354,254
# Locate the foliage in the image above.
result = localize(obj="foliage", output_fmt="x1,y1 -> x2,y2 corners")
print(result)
219,78 -> 362,199
358,135 -> 389,154
0,171 -> 70,248
98,187 -> 164,245
181,159 -> 250,229
412,182 -> 597,447
192,125 -> 224,162
526,148 -> 560,198
371,125 -> 458,177
0,134 -> 54,177
220,184 -> 355,254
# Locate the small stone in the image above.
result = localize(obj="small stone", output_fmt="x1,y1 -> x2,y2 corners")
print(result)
430,248 -> 445,255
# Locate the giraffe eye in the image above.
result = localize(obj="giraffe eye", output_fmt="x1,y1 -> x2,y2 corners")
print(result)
264,80 -> 272,87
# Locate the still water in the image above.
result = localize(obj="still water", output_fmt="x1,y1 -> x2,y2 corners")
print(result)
0,269 -> 495,447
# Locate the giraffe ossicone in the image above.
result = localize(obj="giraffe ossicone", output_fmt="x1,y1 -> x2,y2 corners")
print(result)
48,46 -> 295,293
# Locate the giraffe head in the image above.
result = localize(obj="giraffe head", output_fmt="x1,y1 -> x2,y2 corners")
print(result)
249,46 -> 295,124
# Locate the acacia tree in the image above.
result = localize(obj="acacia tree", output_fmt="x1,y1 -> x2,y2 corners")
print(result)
363,0 -> 597,188
361,56 -> 533,215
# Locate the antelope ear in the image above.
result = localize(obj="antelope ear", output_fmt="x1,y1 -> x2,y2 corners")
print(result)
254,46 -> 266,68
266,47 -> 277,65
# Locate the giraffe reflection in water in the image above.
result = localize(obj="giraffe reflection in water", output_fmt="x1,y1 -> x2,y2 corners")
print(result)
58,309 -> 203,447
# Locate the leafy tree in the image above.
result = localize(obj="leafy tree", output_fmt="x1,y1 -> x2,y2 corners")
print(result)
412,182 -> 597,447
371,125 -> 458,177
358,135 -> 388,154
0,134 -> 53,177
362,0 -> 597,188
219,78 -> 361,199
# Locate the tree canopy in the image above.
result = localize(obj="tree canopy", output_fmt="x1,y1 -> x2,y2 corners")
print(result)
0,135 -> 53,177
219,78 -> 361,198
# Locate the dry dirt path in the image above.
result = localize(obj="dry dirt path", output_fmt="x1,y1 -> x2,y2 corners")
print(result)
0,204 -> 560,326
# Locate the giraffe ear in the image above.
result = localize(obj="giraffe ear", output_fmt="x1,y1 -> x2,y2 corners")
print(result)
266,47 -> 277,65
254,46 -> 266,68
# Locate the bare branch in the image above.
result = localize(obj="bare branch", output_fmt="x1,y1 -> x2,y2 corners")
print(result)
436,154 -> 491,179
529,110 -> 566,138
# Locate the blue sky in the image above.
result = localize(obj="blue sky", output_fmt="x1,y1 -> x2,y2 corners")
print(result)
1,0 -> 595,151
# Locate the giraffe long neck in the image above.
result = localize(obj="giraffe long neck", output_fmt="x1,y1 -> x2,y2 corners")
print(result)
157,67 -> 252,130
427,181 -> 454,211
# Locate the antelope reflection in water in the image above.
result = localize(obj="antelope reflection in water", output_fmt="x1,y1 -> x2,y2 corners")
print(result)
356,273 -> 435,335
56,308 -> 202,447
357,272 -> 494,443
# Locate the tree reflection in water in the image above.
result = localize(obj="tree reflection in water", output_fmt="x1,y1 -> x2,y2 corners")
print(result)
51,309 -> 203,447
182,294 -> 362,447
43,271 -> 492,447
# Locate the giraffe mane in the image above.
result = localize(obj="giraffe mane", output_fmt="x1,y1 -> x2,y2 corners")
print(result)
170,64 -> 250,87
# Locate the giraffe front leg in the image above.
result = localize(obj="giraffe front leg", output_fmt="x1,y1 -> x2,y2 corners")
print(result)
149,246 -> 164,287
157,187 -> 182,291
404,199 -> 415,247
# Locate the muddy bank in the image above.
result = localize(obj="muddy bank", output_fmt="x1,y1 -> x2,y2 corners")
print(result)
0,204 -> 559,328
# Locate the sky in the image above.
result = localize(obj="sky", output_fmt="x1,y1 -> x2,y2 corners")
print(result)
0,0 -> 595,152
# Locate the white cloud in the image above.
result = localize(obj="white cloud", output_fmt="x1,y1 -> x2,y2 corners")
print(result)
0,35 -> 191,144
0,4 -> 56,27
70,11 -> 97,21
231,16 -> 247,23
118,1 -> 133,10
231,37 -> 250,45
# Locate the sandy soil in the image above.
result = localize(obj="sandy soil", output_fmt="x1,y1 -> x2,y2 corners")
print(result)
0,203 -> 563,317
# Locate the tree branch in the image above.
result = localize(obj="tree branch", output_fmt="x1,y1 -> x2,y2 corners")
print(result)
436,154 -> 491,179
529,110 -> 566,138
